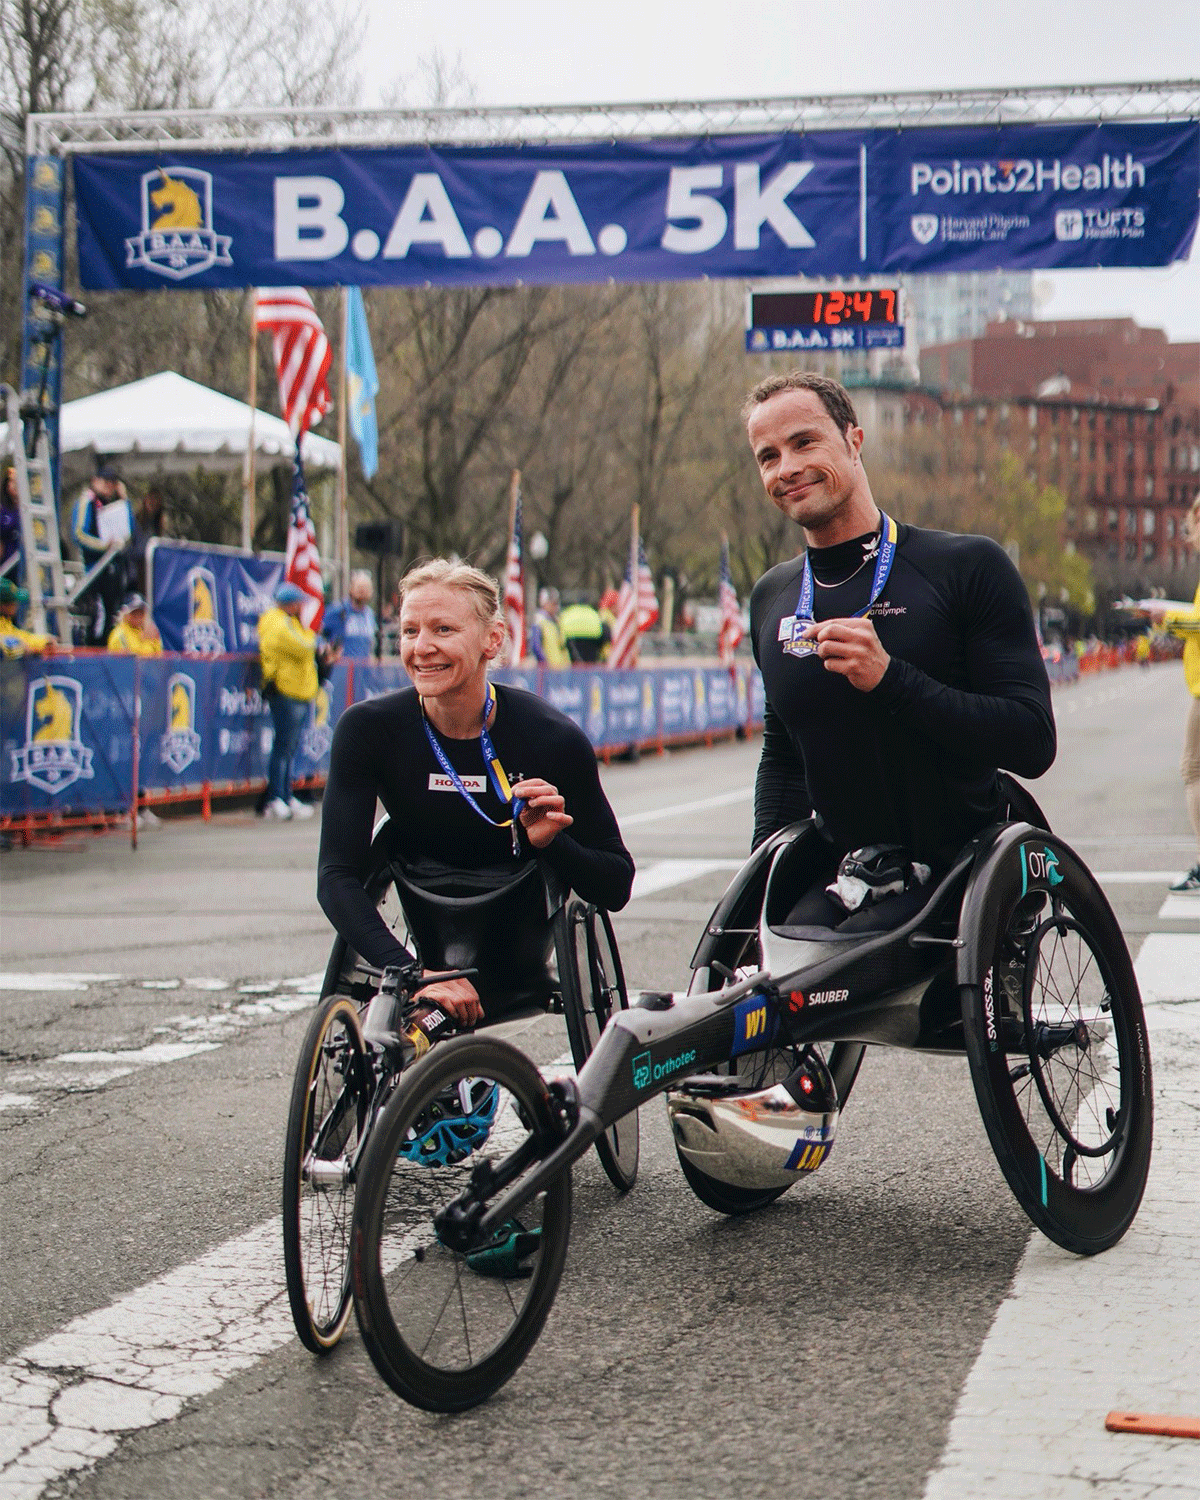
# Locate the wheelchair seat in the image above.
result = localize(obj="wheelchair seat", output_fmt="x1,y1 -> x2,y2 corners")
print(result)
389,855 -> 567,1021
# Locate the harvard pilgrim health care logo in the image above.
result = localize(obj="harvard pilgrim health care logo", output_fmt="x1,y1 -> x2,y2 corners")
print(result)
125,167 -> 233,281
9,676 -> 95,795
910,214 -> 939,245
160,673 -> 203,775
183,565 -> 226,653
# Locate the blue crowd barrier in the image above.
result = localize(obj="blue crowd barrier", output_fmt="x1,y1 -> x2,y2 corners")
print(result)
1,656 -> 762,826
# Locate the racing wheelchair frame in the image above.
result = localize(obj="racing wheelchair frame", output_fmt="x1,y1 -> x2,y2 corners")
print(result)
348,790 -> 1153,1411
281,815 -> 638,1354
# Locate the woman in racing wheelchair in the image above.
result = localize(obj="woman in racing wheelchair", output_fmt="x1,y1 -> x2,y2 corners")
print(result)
317,556 -> 634,1038
285,560 -> 636,1353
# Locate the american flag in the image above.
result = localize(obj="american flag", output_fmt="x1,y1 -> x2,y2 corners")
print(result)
717,535 -> 744,667
609,530 -> 659,670
285,454 -> 324,631
254,287 -> 332,438
502,479 -> 525,664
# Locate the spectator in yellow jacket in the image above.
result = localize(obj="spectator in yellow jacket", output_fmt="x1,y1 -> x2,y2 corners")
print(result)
257,582 -> 332,820
0,578 -> 54,657
1149,495 -> 1200,892
107,594 -> 162,656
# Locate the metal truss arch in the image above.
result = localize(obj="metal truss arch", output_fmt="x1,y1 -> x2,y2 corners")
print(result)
27,80 -> 1200,157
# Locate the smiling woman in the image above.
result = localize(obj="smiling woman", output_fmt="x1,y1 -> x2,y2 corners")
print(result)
316,557 -> 634,1027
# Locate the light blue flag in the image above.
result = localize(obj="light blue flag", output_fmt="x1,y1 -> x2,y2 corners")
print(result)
344,286 -> 379,480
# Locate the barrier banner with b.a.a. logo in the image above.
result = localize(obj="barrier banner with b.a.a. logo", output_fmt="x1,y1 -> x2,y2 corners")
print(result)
1,657 -> 137,813
72,121 -> 1197,293
147,539 -> 285,655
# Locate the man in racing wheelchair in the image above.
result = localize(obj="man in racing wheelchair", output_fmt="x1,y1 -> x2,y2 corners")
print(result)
317,557 -> 634,1049
744,371 -> 1056,929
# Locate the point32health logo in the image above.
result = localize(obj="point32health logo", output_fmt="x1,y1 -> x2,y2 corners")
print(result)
125,167 -> 232,281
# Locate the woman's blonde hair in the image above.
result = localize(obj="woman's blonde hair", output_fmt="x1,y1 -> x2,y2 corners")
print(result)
398,558 -> 504,629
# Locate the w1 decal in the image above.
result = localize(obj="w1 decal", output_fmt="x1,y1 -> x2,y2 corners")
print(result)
731,994 -> 777,1057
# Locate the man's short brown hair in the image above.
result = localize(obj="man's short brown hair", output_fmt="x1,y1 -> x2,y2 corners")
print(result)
741,372 -> 859,435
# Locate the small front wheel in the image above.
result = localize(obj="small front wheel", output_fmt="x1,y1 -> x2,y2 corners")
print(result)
283,995 -> 372,1352
351,1036 -> 572,1411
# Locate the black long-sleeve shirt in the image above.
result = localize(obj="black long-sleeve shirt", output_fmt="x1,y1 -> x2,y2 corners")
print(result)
317,683 -> 634,969
750,522 -> 1056,863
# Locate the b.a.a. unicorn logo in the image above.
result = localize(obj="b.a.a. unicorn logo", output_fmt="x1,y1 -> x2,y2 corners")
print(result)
125,166 -> 233,281
301,685 -> 334,762
586,676 -> 606,742
640,674 -> 656,737
9,676 -> 95,795
693,670 -> 708,731
183,565 -> 225,653
160,673 -> 202,775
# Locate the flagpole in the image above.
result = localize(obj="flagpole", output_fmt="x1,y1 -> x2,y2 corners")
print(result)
336,287 -> 349,600
507,468 -> 521,664
241,292 -> 258,551
629,503 -> 640,669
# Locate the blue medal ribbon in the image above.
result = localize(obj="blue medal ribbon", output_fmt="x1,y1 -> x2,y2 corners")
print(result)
421,681 -> 526,856
782,512 -> 898,658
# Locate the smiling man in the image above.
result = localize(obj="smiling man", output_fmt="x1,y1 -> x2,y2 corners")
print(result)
744,371 -> 1056,927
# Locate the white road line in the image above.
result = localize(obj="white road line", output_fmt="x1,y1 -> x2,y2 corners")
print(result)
0,863 -> 724,1111
924,933 -> 1200,1500
0,1053 -> 578,1500
1092,871 -> 1188,884
630,857 -> 742,900
0,974 -> 121,992
1157,893 -> 1200,924
618,785 -> 752,826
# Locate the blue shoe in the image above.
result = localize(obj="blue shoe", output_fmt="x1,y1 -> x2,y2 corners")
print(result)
399,1078 -> 501,1167
1169,863 -> 1200,893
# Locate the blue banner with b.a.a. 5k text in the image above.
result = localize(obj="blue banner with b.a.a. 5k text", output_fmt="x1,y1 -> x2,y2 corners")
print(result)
71,121 -> 1197,292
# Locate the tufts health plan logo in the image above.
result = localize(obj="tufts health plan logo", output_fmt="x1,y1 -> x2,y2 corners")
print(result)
125,167 -> 233,281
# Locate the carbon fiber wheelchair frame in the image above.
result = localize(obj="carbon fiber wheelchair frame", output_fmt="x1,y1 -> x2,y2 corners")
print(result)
281,814 -> 637,1355
349,782 -> 1153,1410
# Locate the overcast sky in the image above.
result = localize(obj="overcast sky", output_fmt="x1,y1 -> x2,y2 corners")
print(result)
358,0 -> 1200,344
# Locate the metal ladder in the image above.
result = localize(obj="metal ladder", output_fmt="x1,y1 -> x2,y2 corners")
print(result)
2,384 -> 110,644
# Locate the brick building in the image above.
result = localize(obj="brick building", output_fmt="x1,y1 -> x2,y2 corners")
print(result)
919,318 -> 1200,596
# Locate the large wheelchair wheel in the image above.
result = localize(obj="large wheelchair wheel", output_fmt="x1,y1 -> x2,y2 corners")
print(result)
678,933 -> 866,1216
283,995 -> 372,1352
351,1037 -> 571,1412
962,841 -> 1153,1255
557,898 -> 640,1192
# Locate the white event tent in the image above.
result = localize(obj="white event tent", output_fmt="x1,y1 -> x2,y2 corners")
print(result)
4,371 -> 341,481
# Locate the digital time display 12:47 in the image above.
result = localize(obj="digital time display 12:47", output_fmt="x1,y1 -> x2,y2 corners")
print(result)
750,288 -> 900,328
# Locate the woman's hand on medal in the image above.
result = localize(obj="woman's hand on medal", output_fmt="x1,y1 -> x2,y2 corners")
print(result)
512,777 -> 573,848
802,617 -> 891,692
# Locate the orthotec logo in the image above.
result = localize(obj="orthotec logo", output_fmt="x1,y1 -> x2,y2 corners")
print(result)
1056,210 -> 1083,241
632,1047 -> 697,1091
125,166 -> 233,281
1022,843 -> 1064,889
